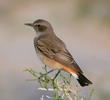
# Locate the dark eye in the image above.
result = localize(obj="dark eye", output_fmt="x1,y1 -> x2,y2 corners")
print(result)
37,24 -> 40,27
37,25 -> 47,32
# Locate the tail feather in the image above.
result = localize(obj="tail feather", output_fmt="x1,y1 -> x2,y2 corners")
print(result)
77,73 -> 92,87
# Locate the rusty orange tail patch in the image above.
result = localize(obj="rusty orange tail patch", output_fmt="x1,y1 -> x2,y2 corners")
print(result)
62,66 -> 78,74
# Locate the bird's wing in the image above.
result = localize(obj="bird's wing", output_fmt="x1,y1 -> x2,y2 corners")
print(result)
35,37 -> 83,73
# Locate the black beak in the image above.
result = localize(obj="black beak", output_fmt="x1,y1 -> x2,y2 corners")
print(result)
24,23 -> 33,27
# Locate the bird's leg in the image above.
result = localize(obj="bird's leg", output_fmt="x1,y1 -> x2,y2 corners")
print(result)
52,70 -> 61,81
39,69 -> 54,79
39,67 -> 54,79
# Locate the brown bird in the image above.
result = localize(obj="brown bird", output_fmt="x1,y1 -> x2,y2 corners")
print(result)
25,19 -> 92,87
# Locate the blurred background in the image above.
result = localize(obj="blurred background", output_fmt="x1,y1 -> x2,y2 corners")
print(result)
0,0 -> 110,100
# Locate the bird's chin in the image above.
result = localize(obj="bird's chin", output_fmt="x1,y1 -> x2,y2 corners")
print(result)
35,32 -> 42,37
35,30 -> 48,36
34,29 -> 39,34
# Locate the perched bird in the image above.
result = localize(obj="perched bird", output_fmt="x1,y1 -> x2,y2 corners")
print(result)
25,19 -> 92,87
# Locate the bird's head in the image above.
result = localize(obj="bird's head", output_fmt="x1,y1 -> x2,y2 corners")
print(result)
25,19 -> 54,35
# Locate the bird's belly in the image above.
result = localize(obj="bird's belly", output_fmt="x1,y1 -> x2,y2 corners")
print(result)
36,49 -> 78,74
38,52 -> 63,69
40,54 -> 78,75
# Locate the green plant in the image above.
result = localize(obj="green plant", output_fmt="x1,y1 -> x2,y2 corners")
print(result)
24,66 -> 94,100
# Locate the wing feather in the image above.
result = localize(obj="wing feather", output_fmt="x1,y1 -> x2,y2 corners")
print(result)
34,36 -> 83,73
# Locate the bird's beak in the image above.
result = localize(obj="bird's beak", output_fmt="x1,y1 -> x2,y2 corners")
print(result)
24,23 -> 33,27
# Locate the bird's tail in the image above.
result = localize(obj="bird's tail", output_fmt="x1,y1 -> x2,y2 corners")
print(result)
63,66 -> 92,87
77,73 -> 92,87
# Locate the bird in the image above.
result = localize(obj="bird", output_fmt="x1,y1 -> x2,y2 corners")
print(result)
25,19 -> 92,87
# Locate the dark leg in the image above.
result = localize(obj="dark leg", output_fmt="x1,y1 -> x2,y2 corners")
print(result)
39,69 -> 54,79
52,70 -> 61,81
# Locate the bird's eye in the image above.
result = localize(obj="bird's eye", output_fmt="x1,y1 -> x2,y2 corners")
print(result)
37,25 -> 47,32
37,24 -> 40,27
